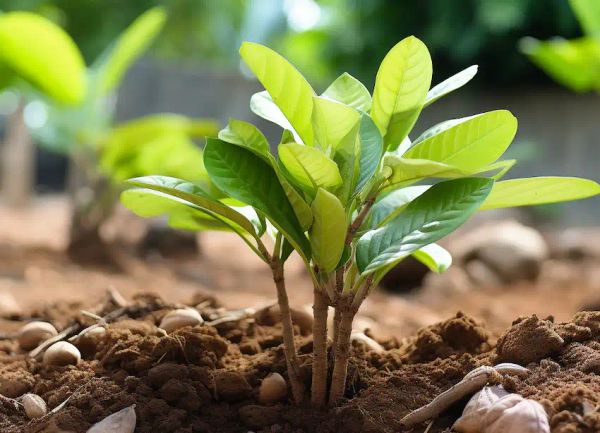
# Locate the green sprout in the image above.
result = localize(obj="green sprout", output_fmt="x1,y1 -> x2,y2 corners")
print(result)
121,37 -> 600,407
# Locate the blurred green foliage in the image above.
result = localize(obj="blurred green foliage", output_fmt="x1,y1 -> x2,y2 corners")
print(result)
0,0 -> 582,88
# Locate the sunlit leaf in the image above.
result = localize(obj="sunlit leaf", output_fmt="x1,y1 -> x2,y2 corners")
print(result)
240,42 -> 315,145
570,0 -> 600,37
412,243 -> 452,273
354,114 -> 384,195
371,36 -> 432,150
404,110 -> 517,171
322,72 -> 372,111
356,178 -> 493,274
424,65 -> 478,107
278,143 -> 342,194
0,12 -> 86,104
480,177 -> 600,210
309,188 -> 347,272
218,118 -> 270,160
312,96 -> 360,150
250,91 -> 302,143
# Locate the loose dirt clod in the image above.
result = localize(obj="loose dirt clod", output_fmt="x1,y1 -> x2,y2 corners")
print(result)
18,322 -> 58,350
258,373 -> 288,405
21,393 -> 47,419
42,341 -> 81,366
159,308 -> 203,333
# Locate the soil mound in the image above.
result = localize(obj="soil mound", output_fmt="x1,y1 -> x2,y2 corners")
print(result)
1,294 -> 600,432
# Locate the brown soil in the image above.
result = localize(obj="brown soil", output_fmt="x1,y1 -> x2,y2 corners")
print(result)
1,292 -> 600,433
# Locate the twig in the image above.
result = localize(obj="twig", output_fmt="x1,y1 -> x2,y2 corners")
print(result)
0,393 -> 21,411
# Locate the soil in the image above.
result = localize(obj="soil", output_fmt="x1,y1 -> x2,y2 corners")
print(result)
1,198 -> 600,432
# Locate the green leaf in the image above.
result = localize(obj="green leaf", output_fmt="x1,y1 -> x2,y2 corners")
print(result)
218,119 -> 270,160
424,65 -> 478,107
371,36 -> 432,150
412,243 -> 452,273
322,72 -> 372,111
354,114 -> 383,195
309,188 -> 347,272
0,12 -> 86,104
365,185 -> 431,230
356,178 -> 493,274
520,36 -> 600,93
404,110 -> 517,171
240,42 -> 315,145
278,143 -> 342,194
125,175 -> 257,236
250,91 -> 302,143
384,156 -> 471,187
204,138 -> 311,258
570,0 -> 600,37
312,96 -> 360,151
480,177 -> 600,210
94,7 -> 166,95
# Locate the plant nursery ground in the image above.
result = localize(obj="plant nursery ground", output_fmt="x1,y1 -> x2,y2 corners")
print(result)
1,198 -> 600,432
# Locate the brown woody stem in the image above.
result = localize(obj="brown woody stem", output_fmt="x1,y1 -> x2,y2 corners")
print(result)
328,304 -> 355,405
311,286 -> 329,408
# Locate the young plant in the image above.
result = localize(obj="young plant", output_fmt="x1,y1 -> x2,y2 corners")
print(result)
121,38 -> 600,407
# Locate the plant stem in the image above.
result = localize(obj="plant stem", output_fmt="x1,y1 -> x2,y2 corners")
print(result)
328,304 -> 355,405
345,196 -> 376,245
331,306 -> 341,362
270,256 -> 305,404
311,286 -> 329,408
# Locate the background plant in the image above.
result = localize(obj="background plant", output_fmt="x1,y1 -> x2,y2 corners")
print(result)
521,0 -> 600,92
121,38 -> 600,406
0,8 -> 217,258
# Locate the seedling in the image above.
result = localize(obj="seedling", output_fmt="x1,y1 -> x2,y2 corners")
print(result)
121,37 -> 600,407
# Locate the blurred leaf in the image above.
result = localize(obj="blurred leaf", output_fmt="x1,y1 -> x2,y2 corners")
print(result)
570,0 -> 600,37
309,188 -> 347,272
240,42 -> 315,145
371,36 -> 432,150
480,177 -> 600,210
0,11 -> 86,104
412,243 -> 452,273
322,72 -> 372,111
356,178 -> 492,274
93,7 -> 166,95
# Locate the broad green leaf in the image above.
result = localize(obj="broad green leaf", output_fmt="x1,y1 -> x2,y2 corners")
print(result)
354,114 -> 384,195
570,0 -> 600,37
365,185 -> 431,230
309,188 -> 347,272
278,143 -> 342,194
121,187 -> 229,232
125,175 -> 257,237
279,174 -> 313,231
371,36 -> 432,150
0,12 -> 86,104
250,91 -> 302,143
412,243 -> 452,273
404,110 -> 517,171
412,116 -> 477,146
240,42 -> 315,145
322,72 -> 372,111
356,178 -> 493,274
312,96 -> 360,150
424,65 -> 478,107
520,36 -> 600,93
385,156 -> 471,187
218,119 -> 270,159
204,138 -> 311,258
94,7 -> 166,95
480,177 -> 600,210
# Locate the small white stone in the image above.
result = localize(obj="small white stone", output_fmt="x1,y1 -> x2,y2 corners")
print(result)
43,341 -> 81,366
87,405 -> 136,433
484,395 -> 549,433
159,308 -> 203,333
21,393 -> 47,419
350,331 -> 385,353
453,386 -> 509,432
258,373 -> 287,404
18,322 -> 58,350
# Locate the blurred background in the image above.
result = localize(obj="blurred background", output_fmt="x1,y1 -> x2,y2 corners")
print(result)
0,0 -> 599,336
